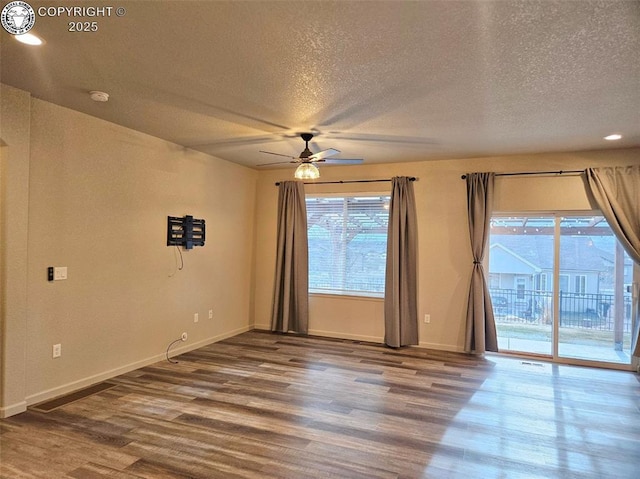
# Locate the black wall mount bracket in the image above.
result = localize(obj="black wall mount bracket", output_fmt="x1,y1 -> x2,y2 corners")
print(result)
167,215 -> 205,249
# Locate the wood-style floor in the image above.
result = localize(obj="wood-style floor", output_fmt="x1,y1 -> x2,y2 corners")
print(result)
1,330 -> 639,478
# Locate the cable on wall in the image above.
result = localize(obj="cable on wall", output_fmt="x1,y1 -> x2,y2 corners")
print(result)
166,332 -> 188,364
168,245 -> 184,277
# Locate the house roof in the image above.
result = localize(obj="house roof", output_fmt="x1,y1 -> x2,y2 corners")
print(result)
490,234 -> 614,272
490,243 -> 541,275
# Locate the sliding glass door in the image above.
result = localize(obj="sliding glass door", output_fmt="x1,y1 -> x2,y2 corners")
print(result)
489,214 -> 635,367
489,216 -> 554,356
557,216 -> 634,364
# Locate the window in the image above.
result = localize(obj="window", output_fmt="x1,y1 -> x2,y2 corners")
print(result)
536,272 -> 548,292
574,275 -> 586,295
559,274 -> 569,293
306,195 -> 390,297
516,277 -> 526,299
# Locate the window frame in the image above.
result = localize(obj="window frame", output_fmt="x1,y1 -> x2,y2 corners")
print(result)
305,192 -> 390,299
574,274 -> 587,295
516,277 -> 526,299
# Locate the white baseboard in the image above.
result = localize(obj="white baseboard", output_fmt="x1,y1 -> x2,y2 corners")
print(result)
253,323 -> 384,344
418,341 -> 465,353
0,400 -> 27,418
308,329 -> 383,344
24,325 -> 251,409
165,325 -> 251,359
253,324 -> 463,352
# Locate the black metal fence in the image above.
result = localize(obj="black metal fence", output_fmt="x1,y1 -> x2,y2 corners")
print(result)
489,288 -> 632,333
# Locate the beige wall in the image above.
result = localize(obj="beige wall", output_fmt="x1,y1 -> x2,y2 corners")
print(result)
252,150 -> 640,350
0,84 -> 31,417
2,81 -> 638,417
1,87 -> 257,414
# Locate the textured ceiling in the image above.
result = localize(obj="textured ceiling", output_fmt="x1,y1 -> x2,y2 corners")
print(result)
1,0 -> 639,169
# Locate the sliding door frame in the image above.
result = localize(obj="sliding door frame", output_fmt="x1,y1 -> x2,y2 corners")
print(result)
490,211 -> 634,371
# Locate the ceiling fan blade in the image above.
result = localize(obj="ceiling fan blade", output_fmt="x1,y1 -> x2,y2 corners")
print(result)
256,160 -> 299,167
316,158 -> 364,165
309,148 -> 340,160
323,133 -> 437,145
259,150 -> 297,159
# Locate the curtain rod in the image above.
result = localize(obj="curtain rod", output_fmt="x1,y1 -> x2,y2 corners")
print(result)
460,170 -> 584,180
275,177 -> 417,186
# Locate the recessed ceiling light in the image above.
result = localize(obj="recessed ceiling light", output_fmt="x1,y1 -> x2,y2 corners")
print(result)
15,33 -> 43,46
604,134 -> 622,141
89,91 -> 110,102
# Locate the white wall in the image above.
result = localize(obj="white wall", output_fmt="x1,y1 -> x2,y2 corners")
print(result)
1,87 -> 258,415
252,149 -> 640,351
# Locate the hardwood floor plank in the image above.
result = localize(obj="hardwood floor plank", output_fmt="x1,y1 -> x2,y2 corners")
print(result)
2,330 -> 639,478
68,462 -> 145,479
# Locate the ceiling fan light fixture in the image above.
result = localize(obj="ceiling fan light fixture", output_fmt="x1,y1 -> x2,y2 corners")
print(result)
294,163 -> 320,180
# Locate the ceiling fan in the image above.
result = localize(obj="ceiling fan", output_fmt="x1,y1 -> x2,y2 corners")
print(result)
257,133 -> 363,179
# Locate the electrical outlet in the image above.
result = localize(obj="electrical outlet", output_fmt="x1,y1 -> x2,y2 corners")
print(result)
181,332 -> 188,341
424,314 -> 431,324
194,313 -> 199,323
52,343 -> 61,358
208,309 -> 213,319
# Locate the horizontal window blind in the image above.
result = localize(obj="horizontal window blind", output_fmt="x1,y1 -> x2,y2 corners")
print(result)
306,195 -> 390,297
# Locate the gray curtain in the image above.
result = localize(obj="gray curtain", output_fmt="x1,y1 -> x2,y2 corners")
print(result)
585,166 -> 640,356
384,176 -> 418,347
464,173 -> 498,353
271,181 -> 309,334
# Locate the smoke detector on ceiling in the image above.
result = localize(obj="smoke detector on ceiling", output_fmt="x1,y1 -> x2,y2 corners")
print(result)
89,91 -> 109,102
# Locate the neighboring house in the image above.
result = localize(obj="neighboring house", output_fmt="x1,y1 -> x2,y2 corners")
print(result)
489,234 -> 631,321
490,235 -> 606,294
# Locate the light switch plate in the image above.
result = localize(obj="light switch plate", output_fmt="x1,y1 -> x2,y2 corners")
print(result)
53,266 -> 68,280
